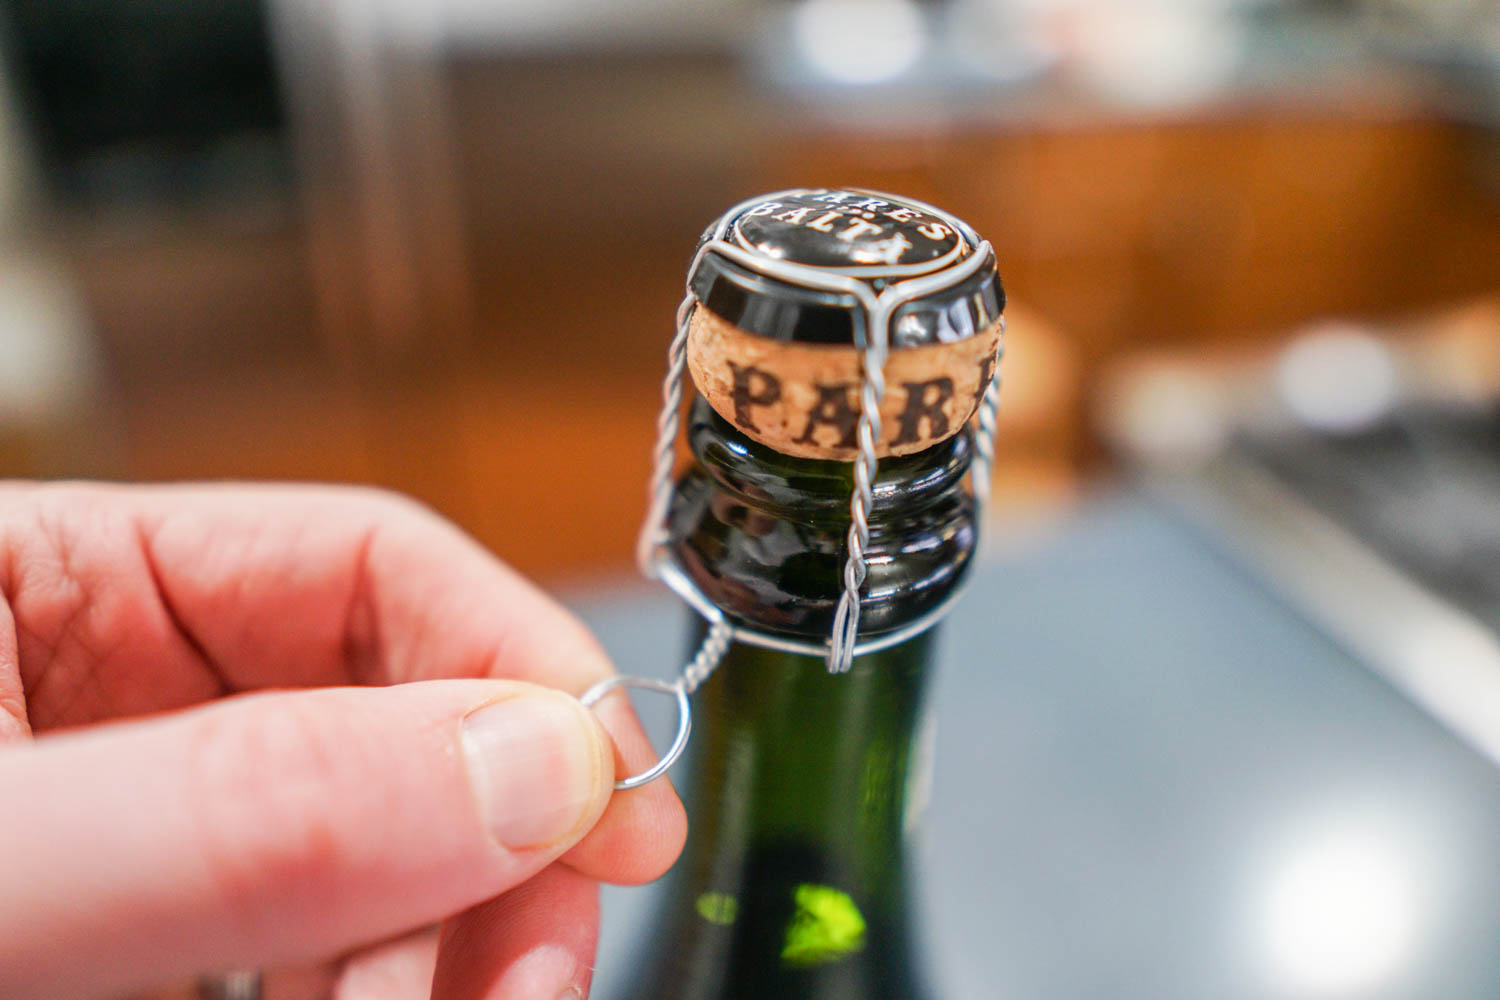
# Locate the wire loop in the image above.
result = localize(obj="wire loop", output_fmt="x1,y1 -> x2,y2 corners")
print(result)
580,675 -> 693,791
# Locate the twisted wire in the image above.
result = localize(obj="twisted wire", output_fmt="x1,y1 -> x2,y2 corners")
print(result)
970,316 -> 1007,510
680,617 -> 735,694
827,332 -> 889,673
636,296 -> 696,578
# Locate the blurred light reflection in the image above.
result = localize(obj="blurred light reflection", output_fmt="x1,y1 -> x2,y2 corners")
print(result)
1276,325 -> 1399,434
793,0 -> 926,85
1255,816 -> 1428,996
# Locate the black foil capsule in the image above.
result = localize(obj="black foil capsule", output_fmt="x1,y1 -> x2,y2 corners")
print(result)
688,188 -> 1005,349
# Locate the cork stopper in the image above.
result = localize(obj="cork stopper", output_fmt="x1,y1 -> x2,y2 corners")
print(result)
685,188 -> 1004,460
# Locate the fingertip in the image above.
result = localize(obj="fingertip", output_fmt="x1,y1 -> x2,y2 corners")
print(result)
562,696 -> 687,885
567,776 -> 687,885
331,926 -> 440,1000
433,865 -> 599,1000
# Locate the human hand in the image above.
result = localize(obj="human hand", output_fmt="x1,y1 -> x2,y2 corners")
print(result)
0,483 -> 687,1000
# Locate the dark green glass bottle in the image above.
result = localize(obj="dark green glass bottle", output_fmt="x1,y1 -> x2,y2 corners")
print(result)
619,188 -> 1001,999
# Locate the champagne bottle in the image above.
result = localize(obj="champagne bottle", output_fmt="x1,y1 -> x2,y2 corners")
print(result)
621,189 -> 1003,1000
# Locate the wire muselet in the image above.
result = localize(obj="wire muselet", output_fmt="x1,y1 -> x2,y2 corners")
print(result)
585,190 -> 1004,791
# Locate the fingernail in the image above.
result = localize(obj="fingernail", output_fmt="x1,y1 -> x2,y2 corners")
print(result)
462,691 -> 607,848
556,988 -> 584,1000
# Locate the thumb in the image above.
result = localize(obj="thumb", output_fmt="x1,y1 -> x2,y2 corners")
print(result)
0,679 -> 614,1000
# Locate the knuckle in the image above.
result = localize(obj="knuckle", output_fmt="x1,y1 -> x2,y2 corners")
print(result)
185,697 -> 356,933
337,485 -> 439,528
331,486 -> 462,554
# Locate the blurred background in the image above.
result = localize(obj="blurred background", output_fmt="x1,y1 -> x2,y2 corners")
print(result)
5,2 -> 1500,996
0,0 -> 1495,584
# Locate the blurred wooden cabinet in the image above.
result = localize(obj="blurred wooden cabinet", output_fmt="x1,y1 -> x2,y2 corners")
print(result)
39,54 -> 1500,580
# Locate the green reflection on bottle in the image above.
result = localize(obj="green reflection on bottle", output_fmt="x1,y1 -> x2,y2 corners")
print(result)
695,891 -> 739,926
781,884 -> 867,967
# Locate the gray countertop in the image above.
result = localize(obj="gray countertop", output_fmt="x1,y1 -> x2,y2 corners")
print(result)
573,495 -> 1500,999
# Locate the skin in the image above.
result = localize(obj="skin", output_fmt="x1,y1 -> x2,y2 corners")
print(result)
0,482 -> 687,1000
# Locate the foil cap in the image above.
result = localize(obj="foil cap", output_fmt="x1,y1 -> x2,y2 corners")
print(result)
688,188 -> 1004,348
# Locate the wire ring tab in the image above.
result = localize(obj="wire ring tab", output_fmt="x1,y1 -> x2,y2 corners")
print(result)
580,675 -> 693,791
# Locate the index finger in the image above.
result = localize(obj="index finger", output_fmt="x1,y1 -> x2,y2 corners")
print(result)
1,481 -> 685,883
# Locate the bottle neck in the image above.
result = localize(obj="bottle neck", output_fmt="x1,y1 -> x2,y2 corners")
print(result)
692,628 -> 935,894
632,402 -> 964,999
637,627 -> 938,1000
668,400 -> 977,639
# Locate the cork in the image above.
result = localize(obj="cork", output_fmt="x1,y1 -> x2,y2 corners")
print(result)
687,306 -> 1002,460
